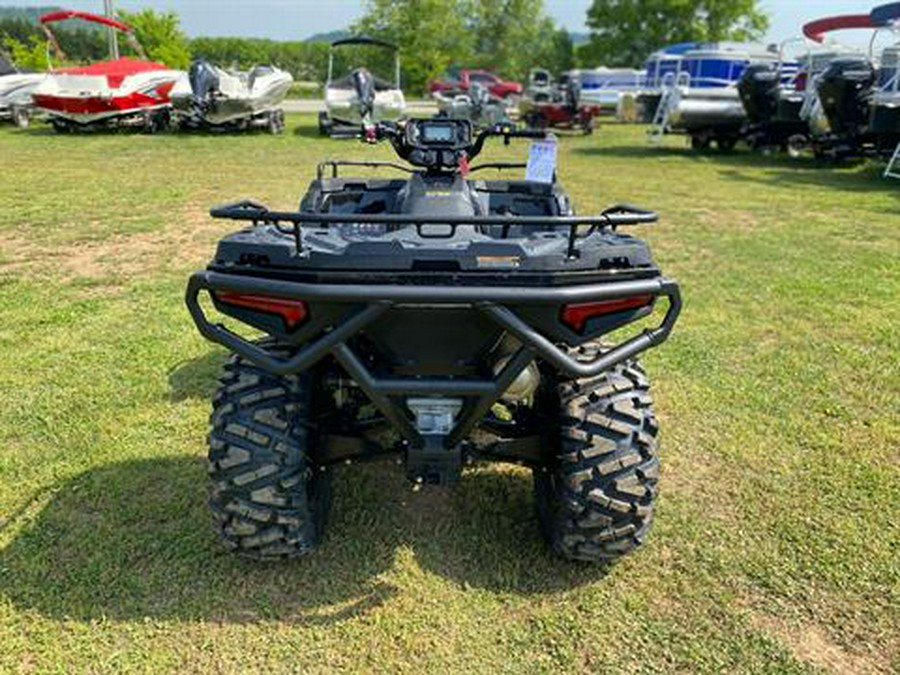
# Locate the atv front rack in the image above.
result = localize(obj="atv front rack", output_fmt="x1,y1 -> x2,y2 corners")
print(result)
209,201 -> 659,259
186,270 -> 681,451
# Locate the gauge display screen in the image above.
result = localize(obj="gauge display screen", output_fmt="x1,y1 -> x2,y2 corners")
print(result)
420,123 -> 455,143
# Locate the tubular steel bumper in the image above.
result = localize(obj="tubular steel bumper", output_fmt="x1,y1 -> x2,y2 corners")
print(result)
186,270 -> 681,448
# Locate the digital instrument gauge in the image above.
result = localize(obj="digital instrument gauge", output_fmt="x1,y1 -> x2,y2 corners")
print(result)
420,122 -> 456,144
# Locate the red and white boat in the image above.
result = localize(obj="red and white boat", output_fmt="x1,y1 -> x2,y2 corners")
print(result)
31,10 -> 181,131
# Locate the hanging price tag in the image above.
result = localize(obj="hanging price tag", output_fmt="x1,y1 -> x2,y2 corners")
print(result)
525,137 -> 558,183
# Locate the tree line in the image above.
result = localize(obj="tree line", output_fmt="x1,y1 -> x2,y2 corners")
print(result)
1,0 -> 768,90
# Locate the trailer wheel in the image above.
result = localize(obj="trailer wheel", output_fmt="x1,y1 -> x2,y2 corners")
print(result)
11,106 -> 30,129
787,135 -> 807,159
51,119 -> 71,134
523,110 -> 545,131
581,117 -> 595,135
716,137 -> 737,153
143,109 -> 170,134
534,349 -> 659,564
268,110 -> 285,135
318,111 -> 331,136
690,135 -> 710,152
208,344 -> 331,559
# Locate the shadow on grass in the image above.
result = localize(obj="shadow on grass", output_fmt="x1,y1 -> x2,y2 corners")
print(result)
293,122 -> 326,140
168,350 -> 229,402
0,457 -> 605,625
577,144 -> 900,196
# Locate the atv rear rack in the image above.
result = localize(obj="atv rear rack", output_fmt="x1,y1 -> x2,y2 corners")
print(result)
186,270 -> 681,451
210,201 -> 659,259
315,160 -> 529,179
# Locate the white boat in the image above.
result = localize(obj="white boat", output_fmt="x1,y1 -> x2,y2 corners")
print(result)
171,60 -> 293,132
30,10 -> 181,132
433,83 -> 508,128
319,37 -> 405,137
0,55 -> 45,127
576,67 -> 644,116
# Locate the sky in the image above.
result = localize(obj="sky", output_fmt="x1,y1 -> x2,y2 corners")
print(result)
2,0 -> 883,48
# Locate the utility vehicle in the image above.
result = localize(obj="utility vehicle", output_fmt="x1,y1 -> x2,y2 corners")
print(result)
186,118 -> 681,563
520,72 -> 601,135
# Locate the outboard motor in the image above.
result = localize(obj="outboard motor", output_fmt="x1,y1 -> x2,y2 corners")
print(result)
188,59 -> 221,113
739,63 -> 780,125
351,67 -> 376,120
563,75 -> 580,113
817,56 -> 876,137
468,82 -> 489,117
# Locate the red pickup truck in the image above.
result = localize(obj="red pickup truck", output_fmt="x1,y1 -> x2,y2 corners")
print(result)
428,69 -> 523,99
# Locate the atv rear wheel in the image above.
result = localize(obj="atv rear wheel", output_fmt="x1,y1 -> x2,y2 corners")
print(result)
534,350 -> 659,564
208,345 -> 331,559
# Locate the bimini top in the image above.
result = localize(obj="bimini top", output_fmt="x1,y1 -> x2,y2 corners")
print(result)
40,10 -> 133,33
331,36 -> 398,51
871,2 -> 900,26
803,15 -> 876,43
803,4 -> 900,43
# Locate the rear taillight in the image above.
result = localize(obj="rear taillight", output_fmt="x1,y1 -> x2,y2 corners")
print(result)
214,291 -> 309,329
561,295 -> 654,333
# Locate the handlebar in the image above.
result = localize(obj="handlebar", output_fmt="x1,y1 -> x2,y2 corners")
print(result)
367,119 -> 548,170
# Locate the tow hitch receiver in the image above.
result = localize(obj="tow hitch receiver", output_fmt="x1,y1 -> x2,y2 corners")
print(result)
406,398 -> 464,485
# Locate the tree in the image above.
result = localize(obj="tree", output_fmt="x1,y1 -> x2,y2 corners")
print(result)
354,0 -> 567,92
580,0 -> 769,68
353,0 -> 473,92
2,35 -> 48,70
469,0 -> 560,80
546,28 -> 576,74
117,9 -> 190,68
0,16 -> 107,66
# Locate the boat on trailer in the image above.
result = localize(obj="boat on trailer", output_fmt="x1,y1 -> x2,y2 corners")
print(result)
649,43 -> 783,151
637,43 -> 695,123
0,54 -> 45,127
801,4 -> 900,162
571,67 -> 644,119
318,36 -> 406,137
170,60 -> 293,133
30,10 -> 181,132
738,40 -> 859,154
870,4 -> 900,158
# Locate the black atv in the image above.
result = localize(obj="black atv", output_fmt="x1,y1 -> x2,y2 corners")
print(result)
186,118 -> 682,563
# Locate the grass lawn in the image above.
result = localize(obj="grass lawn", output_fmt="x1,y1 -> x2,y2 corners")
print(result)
0,117 -> 897,674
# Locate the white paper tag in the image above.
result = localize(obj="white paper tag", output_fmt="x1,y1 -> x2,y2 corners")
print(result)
525,138 -> 558,183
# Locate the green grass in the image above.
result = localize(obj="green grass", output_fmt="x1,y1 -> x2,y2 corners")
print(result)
0,118 -> 897,674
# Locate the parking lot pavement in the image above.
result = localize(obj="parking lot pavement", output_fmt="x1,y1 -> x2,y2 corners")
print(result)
283,99 -> 438,115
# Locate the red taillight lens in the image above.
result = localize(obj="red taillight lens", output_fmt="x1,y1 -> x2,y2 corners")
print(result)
561,295 -> 654,333
214,291 -> 309,330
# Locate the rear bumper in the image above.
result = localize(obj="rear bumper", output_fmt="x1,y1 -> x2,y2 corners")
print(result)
187,270 -> 681,447
188,269 -> 680,371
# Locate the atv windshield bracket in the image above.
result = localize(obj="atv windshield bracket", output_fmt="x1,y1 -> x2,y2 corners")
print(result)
186,272 -> 681,450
